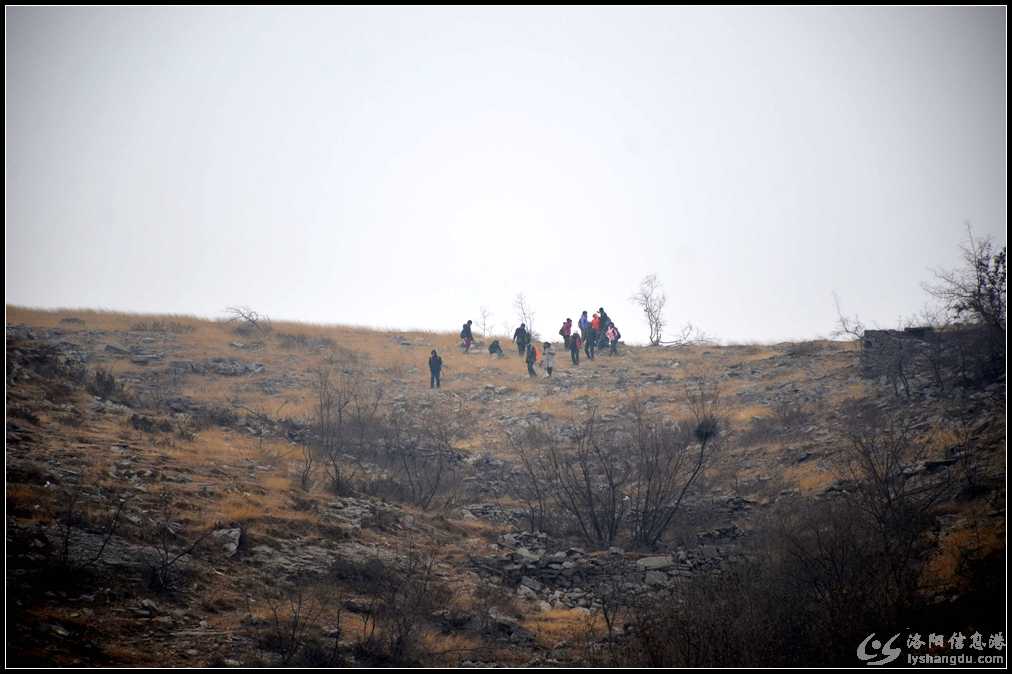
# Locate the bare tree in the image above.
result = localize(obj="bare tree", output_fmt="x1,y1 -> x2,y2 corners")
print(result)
514,293 -> 535,338
923,225 -> 1006,376
831,292 -> 865,340
632,273 -> 668,346
478,306 -> 493,338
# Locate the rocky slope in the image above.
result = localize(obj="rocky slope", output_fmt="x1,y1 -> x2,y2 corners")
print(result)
5,308 -> 1006,666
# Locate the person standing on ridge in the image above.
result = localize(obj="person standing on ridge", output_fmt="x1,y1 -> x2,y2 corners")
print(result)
588,312 -> 601,360
460,319 -> 474,352
513,323 -> 530,357
578,311 -> 591,358
428,350 -> 443,389
606,323 -> 621,356
559,318 -> 572,350
525,342 -> 538,377
598,307 -> 611,332
569,331 -> 582,365
541,341 -> 556,377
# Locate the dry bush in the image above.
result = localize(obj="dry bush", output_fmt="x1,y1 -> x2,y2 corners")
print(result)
629,495 -> 931,666
252,578 -> 345,666
352,551 -> 453,665
49,482 -> 131,574
367,402 -> 469,511
144,496 -> 213,594
513,382 -> 720,550
923,226 -> 1006,379
224,305 -> 273,338
86,367 -> 129,403
837,402 -> 954,602
626,394 -> 714,549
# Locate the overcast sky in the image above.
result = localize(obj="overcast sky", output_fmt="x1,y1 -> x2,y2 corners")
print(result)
5,7 -> 1007,343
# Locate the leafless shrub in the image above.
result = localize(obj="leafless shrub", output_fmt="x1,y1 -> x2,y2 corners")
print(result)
838,402 -> 953,601
356,549 -> 451,665
923,225 -> 1006,378
87,367 -> 132,405
511,427 -> 554,533
52,483 -> 131,572
144,497 -> 213,593
628,492 -> 941,666
312,367 -> 350,492
664,322 -> 714,347
254,579 -> 344,666
540,412 -> 631,548
513,385 -> 719,550
626,396 -> 714,549
224,305 -> 273,338
376,403 -> 466,510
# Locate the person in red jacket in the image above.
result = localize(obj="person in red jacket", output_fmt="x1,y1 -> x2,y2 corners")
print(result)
588,313 -> 601,360
559,318 -> 573,350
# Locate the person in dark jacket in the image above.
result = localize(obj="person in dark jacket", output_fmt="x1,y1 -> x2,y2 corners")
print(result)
578,311 -> 590,352
569,332 -> 582,365
598,307 -> 611,333
525,342 -> 538,377
488,339 -> 504,357
428,350 -> 443,388
513,323 -> 530,357
460,320 -> 473,352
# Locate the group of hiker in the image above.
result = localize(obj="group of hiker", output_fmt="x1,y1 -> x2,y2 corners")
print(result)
429,308 -> 622,386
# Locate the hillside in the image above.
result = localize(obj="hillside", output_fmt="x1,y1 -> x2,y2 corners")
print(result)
5,306 -> 1006,666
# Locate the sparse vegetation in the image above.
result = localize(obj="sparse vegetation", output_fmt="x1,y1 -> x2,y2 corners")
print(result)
4,304 -> 1004,667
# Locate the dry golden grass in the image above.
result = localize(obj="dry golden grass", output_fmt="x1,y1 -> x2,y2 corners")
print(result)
729,403 -> 771,424
419,630 -> 484,663
164,428 -> 246,465
521,607 -> 605,648
781,462 -> 836,493
7,305 -> 211,332
923,513 -> 1005,589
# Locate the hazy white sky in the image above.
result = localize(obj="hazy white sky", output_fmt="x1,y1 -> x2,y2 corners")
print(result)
5,7 -> 1006,343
